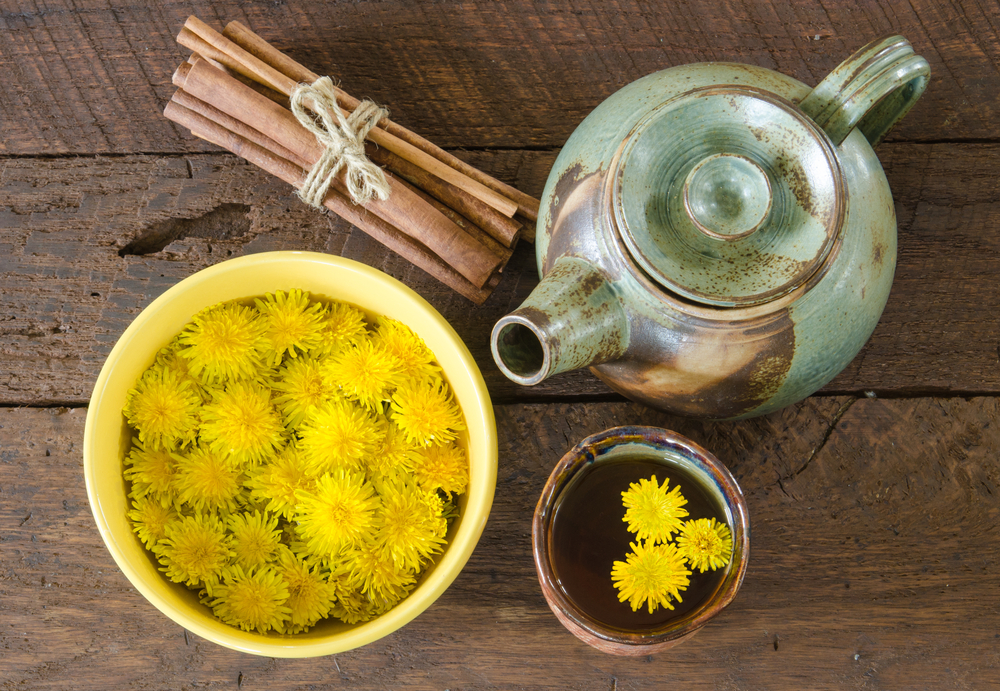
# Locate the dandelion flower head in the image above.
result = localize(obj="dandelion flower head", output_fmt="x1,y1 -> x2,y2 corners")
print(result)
127,496 -> 177,550
208,565 -> 291,635
621,474 -> 689,543
410,442 -> 469,497
179,302 -> 267,385
374,317 -> 440,382
157,513 -> 233,589
228,510 -> 283,570
324,339 -> 402,411
255,289 -> 324,365
297,399 -> 381,474
294,469 -> 381,557
611,541 -> 691,613
199,381 -> 285,467
390,379 -> 465,447
246,445 -> 314,520
676,517 -> 733,573
123,366 -> 201,448
342,541 -> 417,604
374,476 -> 448,571
275,547 -> 336,632
271,357 -> 336,428
173,444 -> 244,514
364,419 -> 418,481
313,301 -> 367,357
124,439 -> 179,505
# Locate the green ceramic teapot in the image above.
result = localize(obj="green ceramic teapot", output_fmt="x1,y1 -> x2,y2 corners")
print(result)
491,36 -> 929,419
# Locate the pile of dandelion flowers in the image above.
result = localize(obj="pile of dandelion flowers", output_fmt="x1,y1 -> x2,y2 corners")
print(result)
294,469 -> 381,556
255,289 -> 325,365
676,517 -> 733,573
297,399 -> 382,474
179,302 -> 268,385
123,366 -> 201,448
621,474 -> 689,544
199,381 -> 285,467
611,541 -> 691,614
157,513 -> 234,589
228,510 -> 283,570
324,339 -> 402,411
208,565 -> 292,635
390,379 -> 465,447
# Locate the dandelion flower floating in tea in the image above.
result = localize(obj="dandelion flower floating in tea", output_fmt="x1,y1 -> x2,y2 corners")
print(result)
611,541 -> 691,614
621,474 -> 689,544
611,474 -> 733,613
676,517 -> 733,573
120,291 -> 469,633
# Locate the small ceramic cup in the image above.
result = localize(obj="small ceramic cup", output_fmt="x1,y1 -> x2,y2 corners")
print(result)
532,426 -> 749,655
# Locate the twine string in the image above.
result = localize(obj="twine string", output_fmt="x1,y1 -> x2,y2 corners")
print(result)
290,76 -> 391,207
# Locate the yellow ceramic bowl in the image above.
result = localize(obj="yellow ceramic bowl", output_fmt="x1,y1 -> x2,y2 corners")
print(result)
83,252 -> 498,657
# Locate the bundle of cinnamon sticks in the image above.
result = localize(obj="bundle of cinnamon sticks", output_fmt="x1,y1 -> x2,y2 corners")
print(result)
164,17 -> 540,304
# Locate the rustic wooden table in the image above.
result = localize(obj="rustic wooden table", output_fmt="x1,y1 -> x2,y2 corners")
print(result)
2,1 -> 999,689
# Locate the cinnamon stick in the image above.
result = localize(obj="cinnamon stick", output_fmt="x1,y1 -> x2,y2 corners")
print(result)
366,143 -> 521,248
181,16 -> 519,218
164,100 -> 495,304
223,19 -> 540,225
175,58 -> 502,289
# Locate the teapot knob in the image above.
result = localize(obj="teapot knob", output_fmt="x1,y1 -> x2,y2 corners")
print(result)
800,35 -> 930,147
682,153 -> 772,241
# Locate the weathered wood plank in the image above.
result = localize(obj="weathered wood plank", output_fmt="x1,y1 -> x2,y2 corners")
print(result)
0,0 -> 996,156
1,143 -> 998,405
1,397 -> 998,688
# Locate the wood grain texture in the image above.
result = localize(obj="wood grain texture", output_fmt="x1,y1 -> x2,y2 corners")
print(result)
2,398 -> 998,689
0,0 -> 997,156
1,143 -> 999,405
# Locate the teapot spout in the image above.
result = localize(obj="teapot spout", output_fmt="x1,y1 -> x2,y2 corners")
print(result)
491,257 -> 629,385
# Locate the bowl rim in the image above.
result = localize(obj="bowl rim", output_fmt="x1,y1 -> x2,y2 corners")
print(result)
531,425 -> 749,651
83,251 -> 498,657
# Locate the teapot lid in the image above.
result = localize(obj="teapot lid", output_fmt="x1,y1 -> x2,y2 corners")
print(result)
611,85 -> 844,307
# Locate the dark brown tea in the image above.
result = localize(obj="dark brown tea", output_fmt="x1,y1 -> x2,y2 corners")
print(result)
549,457 -> 730,631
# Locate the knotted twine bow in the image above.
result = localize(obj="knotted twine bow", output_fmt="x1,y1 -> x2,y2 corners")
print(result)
290,76 -> 392,207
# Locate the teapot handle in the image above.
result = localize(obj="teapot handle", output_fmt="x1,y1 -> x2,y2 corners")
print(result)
799,35 -> 930,147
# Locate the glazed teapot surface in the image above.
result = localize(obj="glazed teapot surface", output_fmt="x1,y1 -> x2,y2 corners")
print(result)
491,36 -> 930,419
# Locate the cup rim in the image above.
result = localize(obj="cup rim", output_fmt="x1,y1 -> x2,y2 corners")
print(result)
531,425 -> 749,649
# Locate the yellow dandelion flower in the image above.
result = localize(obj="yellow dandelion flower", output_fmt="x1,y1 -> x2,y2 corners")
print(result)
323,339 -> 402,411
208,565 -> 291,634
621,474 -> 689,544
364,419 -> 418,480
374,477 -> 448,571
271,356 -> 337,428
611,541 -> 691,613
157,513 -> 233,589
275,547 -> 336,632
294,469 -> 380,556
154,338 -> 206,399
124,439 -> 179,505
390,379 -> 465,447
374,317 -> 440,382
255,289 -> 325,365
343,541 -> 417,602
200,381 -> 285,467
312,301 -> 368,357
179,302 -> 267,385
246,445 -> 315,519
676,518 -> 733,573
127,496 -> 178,550
410,442 -> 469,497
123,365 -> 201,448
297,400 -> 382,474
174,444 -> 244,514
228,510 -> 283,570
329,585 -> 381,625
